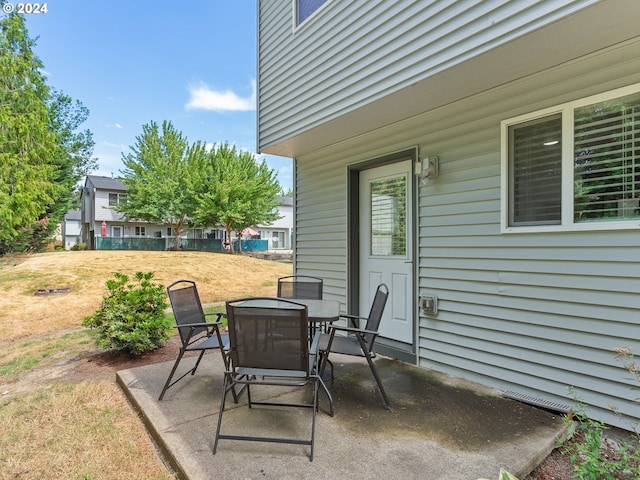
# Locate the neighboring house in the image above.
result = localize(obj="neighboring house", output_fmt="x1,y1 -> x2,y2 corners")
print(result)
80,175 -> 292,251
257,0 -> 640,429
80,175 -> 151,249
257,195 -> 294,250
61,210 -> 81,250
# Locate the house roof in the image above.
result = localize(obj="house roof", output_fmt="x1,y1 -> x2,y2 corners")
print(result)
86,175 -> 126,191
64,210 -> 81,221
84,176 -> 291,207
278,195 -> 293,206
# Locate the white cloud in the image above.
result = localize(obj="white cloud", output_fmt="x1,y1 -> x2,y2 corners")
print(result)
185,80 -> 256,112
98,140 -> 127,150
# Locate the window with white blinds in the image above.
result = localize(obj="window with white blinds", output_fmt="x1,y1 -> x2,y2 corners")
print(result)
574,92 -> 640,222
370,176 -> 406,256
502,84 -> 640,231
509,115 -> 562,226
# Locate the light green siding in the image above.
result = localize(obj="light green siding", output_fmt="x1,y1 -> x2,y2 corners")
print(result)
293,37 -> 640,429
258,0 -> 602,154
259,0 -> 640,431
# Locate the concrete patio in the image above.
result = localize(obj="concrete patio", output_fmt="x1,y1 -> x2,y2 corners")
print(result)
117,353 -> 569,480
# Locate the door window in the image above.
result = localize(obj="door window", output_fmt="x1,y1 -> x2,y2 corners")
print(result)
370,175 -> 407,256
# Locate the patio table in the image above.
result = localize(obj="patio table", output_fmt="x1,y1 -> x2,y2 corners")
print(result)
236,297 -> 340,340
290,298 -> 340,338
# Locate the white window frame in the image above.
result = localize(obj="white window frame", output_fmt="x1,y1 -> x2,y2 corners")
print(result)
134,226 -> 146,236
186,228 -> 203,239
272,230 -> 286,250
501,82 -> 640,233
108,192 -> 126,207
293,0 -> 332,30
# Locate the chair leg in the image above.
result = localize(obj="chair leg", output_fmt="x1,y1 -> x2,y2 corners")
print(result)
213,373 -> 234,455
319,351 -> 334,380
214,374 -> 318,462
317,376 -> 334,417
363,351 -> 392,410
354,336 -> 392,410
158,349 -> 187,401
310,379 -> 319,461
190,349 -> 207,375
246,383 -> 253,408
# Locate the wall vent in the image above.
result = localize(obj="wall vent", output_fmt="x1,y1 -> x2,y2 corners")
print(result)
502,390 -> 571,413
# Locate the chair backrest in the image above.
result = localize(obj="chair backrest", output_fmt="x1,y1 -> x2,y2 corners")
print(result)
277,275 -> 323,300
167,280 -> 207,343
225,297 -> 309,373
362,284 -> 389,352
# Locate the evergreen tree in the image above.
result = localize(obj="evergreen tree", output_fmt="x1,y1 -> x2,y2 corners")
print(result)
0,10 -> 60,250
0,10 -> 95,253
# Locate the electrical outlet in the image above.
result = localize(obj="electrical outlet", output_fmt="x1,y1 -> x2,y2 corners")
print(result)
420,295 -> 438,315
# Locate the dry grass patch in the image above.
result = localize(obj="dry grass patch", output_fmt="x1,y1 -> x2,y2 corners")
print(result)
0,250 -> 292,479
0,329 -> 93,383
0,250 -> 291,341
0,381 -> 174,480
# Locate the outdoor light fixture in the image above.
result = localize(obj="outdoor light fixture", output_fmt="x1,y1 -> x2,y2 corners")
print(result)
418,156 -> 439,185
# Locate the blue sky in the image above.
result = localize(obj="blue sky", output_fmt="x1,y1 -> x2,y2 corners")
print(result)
19,0 -> 293,190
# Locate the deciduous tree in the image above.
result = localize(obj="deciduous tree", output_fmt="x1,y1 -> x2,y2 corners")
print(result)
193,143 -> 281,253
119,120 -> 199,250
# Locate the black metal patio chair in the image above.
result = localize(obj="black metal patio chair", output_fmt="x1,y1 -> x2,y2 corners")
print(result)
214,297 -> 333,461
277,275 -> 324,300
158,279 -> 231,401
319,283 -> 392,410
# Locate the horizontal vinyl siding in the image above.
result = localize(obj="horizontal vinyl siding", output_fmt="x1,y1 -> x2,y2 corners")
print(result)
295,40 -> 640,429
415,51 -> 640,429
293,157 -> 348,301
93,192 -> 126,222
257,0 -> 596,150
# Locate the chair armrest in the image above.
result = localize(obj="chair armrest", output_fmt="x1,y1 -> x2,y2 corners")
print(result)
327,324 -> 378,337
173,321 -> 222,329
339,314 -> 366,320
205,312 -> 225,318
339,313 -> 367,328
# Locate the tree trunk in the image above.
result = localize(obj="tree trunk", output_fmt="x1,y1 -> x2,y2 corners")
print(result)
225,224 -> 234,253
172,224 -> 184,251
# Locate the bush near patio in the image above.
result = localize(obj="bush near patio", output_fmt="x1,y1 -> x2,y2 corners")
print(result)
83,271 -> 171,355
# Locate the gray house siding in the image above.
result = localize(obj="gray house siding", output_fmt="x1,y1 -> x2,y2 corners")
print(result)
414,50 -> 640,428
293,154 -> 348,300
259,0 -> 640,430
290,34 -> 640,429
257,0 -> 628,156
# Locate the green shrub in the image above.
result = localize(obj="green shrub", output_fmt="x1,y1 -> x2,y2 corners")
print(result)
83,272 -> 171,355
562,386 -> 640,480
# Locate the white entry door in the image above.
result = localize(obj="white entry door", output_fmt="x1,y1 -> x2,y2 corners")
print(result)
359,160 -> 414,345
